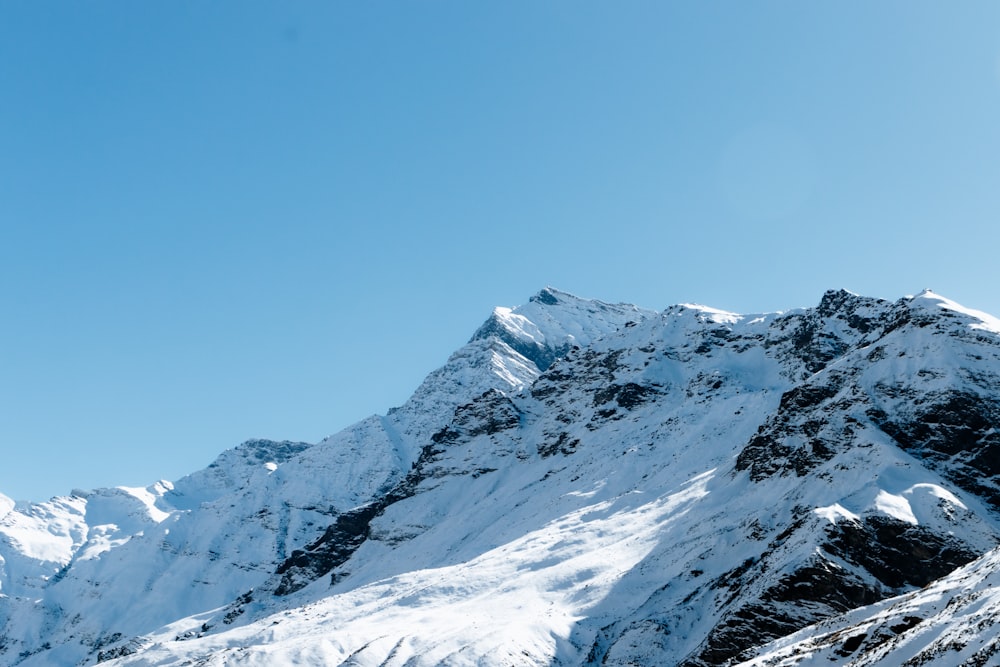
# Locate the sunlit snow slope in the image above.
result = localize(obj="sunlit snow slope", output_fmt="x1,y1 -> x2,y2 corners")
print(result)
2,287 -> 1000,667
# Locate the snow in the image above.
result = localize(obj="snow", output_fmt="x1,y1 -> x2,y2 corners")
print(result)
106,470 -> 720,666
490,306 -> 549,345
874,490 -> 918,525
906,482 -> 966,509
117,484 -> 172,523
910,289 -> 1000,335
814,503 -> 860,525
0,494 -> 87,565
677,303 -> 744,324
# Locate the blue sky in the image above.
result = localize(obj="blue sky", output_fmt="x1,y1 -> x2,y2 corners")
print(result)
2,2 -> 999,501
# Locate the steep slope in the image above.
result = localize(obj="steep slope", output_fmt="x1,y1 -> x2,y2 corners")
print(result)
0,288 -> 650,666
3,288 -> 1000,667
737,545 -> 1000,666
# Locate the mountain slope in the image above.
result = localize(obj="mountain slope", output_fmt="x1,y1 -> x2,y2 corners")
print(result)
737,544 -> 1000,666
2,288 -> 1000,666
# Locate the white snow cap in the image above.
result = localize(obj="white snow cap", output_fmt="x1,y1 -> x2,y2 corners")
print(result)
909,289 -> 1000,334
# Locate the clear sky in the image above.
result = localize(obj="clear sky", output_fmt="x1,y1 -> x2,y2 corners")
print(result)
2,2 -> 999,502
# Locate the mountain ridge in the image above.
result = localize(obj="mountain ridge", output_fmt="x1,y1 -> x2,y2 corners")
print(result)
2,287 -> 1000,666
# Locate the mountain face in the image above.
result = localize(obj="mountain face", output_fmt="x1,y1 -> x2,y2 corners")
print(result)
2,287 -> 1000,666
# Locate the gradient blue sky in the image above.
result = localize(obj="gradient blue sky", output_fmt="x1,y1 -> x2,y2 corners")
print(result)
3,2 -> 999,501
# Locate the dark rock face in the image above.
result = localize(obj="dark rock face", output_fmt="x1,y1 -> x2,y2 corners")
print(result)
870,391 -> 1000,508
538,432 -> 579,458
823,515 -> 981,589
275,390 -> 522,596
531,288 -> 561,306
274,502 -> 382,596
450,389 -> 521,437
96,644 -> 136,663
724,389 -> 999,659
763,290 -> 888,376
529,346 -> 656,434
216,439 -> 312,466
593,382 -> 660,410
680,514 -> 983,667
815,289 -> 880,333
686,558 -> 882,667
531,348 -> 622,404
431,390 -> 520,445
272,434 -> 443,596
735,381 -> 846,480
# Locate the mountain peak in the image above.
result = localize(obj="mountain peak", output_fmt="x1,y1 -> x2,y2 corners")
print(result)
529,286 -> 565,305
4,287 -> 1000,667
907,289 -> 1000,335
815,288 -> 884,317
672,302 -> 743,324
469,288 -> 654,371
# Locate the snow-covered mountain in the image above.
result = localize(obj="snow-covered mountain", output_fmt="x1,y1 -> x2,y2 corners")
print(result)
2,287 -> 1000,666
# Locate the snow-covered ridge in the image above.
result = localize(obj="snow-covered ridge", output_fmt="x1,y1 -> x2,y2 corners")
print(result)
737,544 -> 1000,666
2,287 -> 1000,667
909,288 -> 1000,335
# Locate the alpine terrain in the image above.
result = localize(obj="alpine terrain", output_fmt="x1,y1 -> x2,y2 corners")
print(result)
3,287 -> 1000,667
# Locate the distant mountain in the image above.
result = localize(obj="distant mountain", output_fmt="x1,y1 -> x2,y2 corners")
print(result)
2,287 -> 999,666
